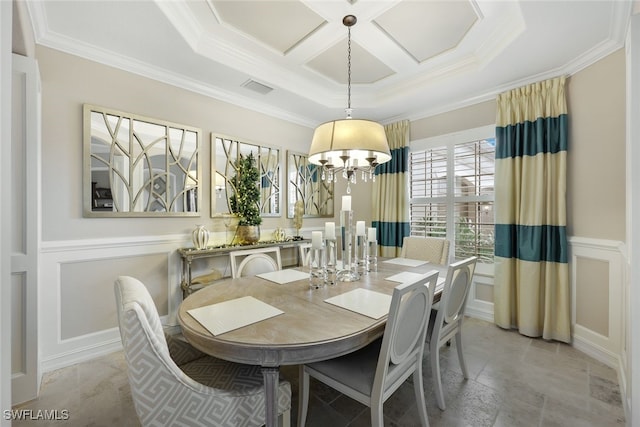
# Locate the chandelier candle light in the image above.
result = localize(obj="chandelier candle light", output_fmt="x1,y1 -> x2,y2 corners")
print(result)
307,15 -> 392,194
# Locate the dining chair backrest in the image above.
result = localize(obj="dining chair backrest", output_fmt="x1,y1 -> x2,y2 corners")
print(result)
428,256 -> 477,410
438,256 -> 477,329
400,236 -> 450,265
230,246 -> 282,278
375,270 -> 437,389
298,243 -> 312,267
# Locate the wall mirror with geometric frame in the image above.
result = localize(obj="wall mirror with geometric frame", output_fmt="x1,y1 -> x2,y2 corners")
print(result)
287,151 -> 334,218
83,105 -> 201,217
212,134 -> 280,217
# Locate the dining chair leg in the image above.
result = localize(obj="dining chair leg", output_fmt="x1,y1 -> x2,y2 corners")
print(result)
413,368 -> 430,426
455,330 -> 469,379
430,339 -> 446,410
279,409 -> 291,427
297,367 -> 310,427
370,402 -> 384,427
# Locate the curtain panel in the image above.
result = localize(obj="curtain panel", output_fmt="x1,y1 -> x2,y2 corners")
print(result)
494,76 -> 570,343
372,120 -> 410,257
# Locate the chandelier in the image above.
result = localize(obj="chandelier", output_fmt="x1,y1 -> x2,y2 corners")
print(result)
308,15 -> 391,194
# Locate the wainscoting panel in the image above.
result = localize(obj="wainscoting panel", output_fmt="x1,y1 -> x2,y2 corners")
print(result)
569,236 -> 625,368
39,234 -> 188,372
465,263 -> 495,323
11,272 -> 26,375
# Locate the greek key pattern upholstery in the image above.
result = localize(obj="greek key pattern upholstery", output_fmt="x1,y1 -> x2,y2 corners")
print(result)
115,276 -> 291,427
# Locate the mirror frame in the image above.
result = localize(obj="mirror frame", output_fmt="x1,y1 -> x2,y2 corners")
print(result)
287,150 -> 334,218
83,104 -> 201,217
211,134 -> 281,218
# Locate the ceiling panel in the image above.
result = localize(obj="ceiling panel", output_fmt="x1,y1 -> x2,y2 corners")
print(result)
211,0 -> 326,54
374,0 -> 478,62
306,39 -> 395,84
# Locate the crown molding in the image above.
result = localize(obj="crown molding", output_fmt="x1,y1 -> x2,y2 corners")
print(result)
32,28 -> 318,128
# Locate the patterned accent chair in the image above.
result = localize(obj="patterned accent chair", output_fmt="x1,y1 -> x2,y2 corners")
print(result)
400,236 -> 450,265
114,276 -> 291,427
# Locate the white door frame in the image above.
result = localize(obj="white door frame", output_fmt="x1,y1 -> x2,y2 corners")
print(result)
10,53 -> 41,405
0,0 -> 13,423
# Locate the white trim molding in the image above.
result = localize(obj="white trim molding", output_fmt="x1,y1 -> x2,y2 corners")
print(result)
569,236 -> 625,369
39,234 -> 188,373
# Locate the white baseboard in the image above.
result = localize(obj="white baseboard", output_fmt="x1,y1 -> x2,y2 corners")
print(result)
41,338 -> 123,373
465,306 -> 494,323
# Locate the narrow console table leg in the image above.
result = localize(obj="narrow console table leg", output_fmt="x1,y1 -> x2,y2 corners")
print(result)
261,366 -> 280,427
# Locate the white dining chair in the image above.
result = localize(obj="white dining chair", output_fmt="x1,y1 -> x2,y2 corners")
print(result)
114,276 -> 291,427
298,271 -> 439,427
298,242 -> 312,267
400,236 -> 450,265
230,246 -> 282,278
427,256 -> 477,410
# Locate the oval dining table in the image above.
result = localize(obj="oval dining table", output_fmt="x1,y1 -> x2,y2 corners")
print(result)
178,258 -> 445,427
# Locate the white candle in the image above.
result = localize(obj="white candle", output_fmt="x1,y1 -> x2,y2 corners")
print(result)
325,222 -> 336,240
342,195 -> 351,211
368,227 -> 377,242
356,221 -> 365,236
311,231 -> 323,249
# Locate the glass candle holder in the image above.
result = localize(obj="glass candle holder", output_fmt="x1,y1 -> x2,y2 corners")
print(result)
337,209 -> 359,282
325,238 -> 338,286
355,234 -> 367,276
366,239 -> 378,272
309,246 -> 326,289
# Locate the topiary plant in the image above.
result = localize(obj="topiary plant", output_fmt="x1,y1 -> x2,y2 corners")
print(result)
230,152 -> 262,226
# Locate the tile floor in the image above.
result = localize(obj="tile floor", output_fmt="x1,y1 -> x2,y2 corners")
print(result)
13,318 -> 625,426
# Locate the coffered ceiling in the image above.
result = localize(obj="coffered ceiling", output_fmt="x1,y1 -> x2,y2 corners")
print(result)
25,0 -> 631,127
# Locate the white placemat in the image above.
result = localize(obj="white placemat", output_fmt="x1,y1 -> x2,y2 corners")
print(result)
383,257 -> 428,267
385,271 -> 426,283
187,296 -> 284,336
324,288 -> 392,319
256,269 -> 310,284
386,272 -> 446,289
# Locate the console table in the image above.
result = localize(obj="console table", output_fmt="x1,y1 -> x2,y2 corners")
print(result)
178,240 -> 309,296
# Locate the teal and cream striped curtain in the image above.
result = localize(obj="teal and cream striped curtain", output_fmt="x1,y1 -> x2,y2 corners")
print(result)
372,120 -> 410,257
494,76 -> 570,343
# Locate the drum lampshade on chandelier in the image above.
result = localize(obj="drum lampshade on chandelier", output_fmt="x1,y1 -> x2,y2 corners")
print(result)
308,15 -> 391,194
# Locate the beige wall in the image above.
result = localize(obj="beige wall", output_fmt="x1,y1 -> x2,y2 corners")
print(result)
37,46 -> 325,242
567,49 -> 626,241
410,100 -> 496,140
408,50 -> 626,242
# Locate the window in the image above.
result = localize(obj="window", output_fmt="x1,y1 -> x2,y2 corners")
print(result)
410,127 -> 495,263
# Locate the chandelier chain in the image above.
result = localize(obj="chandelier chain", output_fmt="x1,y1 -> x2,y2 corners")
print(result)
347,26 -> 351,110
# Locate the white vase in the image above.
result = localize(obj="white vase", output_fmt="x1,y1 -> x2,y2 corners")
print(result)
192,225 -> 209,250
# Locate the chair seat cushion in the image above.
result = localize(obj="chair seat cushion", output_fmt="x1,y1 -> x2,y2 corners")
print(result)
306,339 -> 382,396
180,356 -> 290,395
